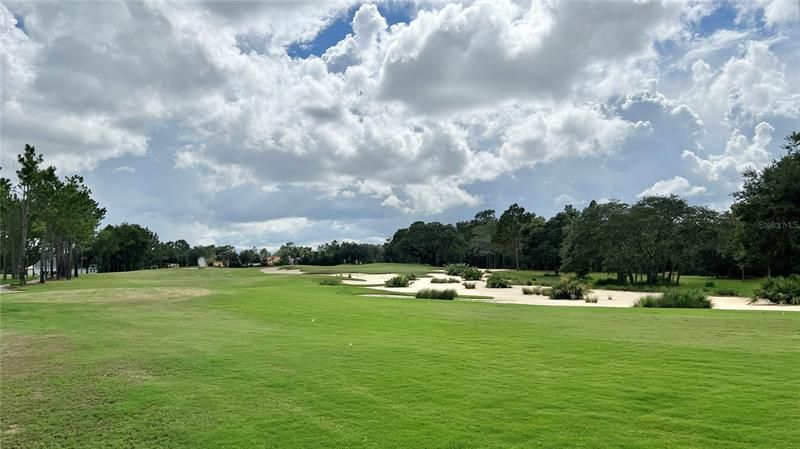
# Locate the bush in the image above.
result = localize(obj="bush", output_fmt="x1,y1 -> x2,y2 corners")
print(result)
525,280 -> 533,286
584,294 -> 598,303
319,278 -> 342,286
384,275 -> 410,287
486,274 -> 511,288
522,287 -> 534,295
444,263 -> 469,276
461,266 -> 483,281
635,289 -> 711,308
755,276 -> 800,304
431,277 -> 460,284
415,289 -> 458,300
408,273 -> 418,280
444,263 -> 482,280
704,281 -> 716,288
549,275 -> 589,300
463,282 -> 476,289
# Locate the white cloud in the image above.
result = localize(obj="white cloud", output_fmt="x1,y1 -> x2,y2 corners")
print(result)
683,121 -> 775,188
638,176 -> 706,198
113,166 -> 136,174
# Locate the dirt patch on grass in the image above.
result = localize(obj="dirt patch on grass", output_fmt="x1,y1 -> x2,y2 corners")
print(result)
101,365 -> 155,384
1,332 -> 69,380
14,287 -> 212,304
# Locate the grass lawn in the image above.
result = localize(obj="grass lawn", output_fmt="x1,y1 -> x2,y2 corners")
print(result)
2,267 -> 799,448
495,270 -> 763,297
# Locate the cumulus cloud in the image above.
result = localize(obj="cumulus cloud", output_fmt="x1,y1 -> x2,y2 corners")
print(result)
683,41 -> 799,130
638,176 -> 706,198
682,122 -> 775,189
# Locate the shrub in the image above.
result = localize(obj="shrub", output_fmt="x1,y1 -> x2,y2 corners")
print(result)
444,263 -> 482,280
522,287 -> 535,295
319,278 -> 342,286
463,282 -> 476,289
635,289 -> 711,308
549,275 -> 589,300
486,274 -> 511,288
584,294 -> 598,303
408,273 -> 418,280
755,276 -> 800,304
444,263 -> 469,276
416,289 -> 458,300
431,277 -> 460,284
704,281 -> 716,288
384,275 -> 410,287
461,266 -> 483,281
525,280 -> 533,286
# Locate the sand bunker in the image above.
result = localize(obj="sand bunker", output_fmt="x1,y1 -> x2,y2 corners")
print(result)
367,272 -> 800,311
258,268 -> 799,311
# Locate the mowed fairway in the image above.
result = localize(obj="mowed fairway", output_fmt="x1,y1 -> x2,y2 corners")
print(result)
2,268 -> 799,448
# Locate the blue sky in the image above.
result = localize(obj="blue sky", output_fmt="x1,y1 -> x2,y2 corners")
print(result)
2,0 -> 799,249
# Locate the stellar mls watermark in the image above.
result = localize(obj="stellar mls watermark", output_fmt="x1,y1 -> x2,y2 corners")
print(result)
758,221 -> 800,230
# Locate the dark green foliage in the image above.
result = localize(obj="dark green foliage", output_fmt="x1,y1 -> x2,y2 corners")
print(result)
712,288 -> 738,296
445,263 -> 469,276
319,278 -> 342,286
463,282 -> 476,289
415,288 -> 458,300
485,274 -> 511,288
732,132 -> 800,276
461,266 -> 483,280
635,289 -> 711,308
522,287 -> 534,295
705,281 -> 716,288
549,275 -> 589,300
444,263 -> 482,280
755,276 -> 800,304
384,275 -> 411,287
431,277 -> 460,284
385,221 -> 466,266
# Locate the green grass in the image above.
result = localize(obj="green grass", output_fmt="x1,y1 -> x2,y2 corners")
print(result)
283,263 -> 433,276
500,270 -> 762,297
2,267 -> 799,448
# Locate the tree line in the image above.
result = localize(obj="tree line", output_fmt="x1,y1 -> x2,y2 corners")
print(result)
1,145 -> 105,285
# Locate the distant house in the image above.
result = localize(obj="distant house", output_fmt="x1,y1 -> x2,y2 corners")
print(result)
266,256 -> 282,266
27,258 -> 97,276
212,260 -> 225,268
167,263 -> 180,269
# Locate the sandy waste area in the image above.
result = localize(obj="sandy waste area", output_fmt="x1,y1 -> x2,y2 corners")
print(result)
262,268 -> 800,311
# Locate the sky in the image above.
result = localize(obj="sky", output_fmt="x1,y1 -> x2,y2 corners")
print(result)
1,0 -> 799,250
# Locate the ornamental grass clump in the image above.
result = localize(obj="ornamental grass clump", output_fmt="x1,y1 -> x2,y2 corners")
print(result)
635,289 -> 711,308
384,275 -> 410,288
754,276 -> 800,304
549,275 -> 589,300
415,289 -> 458,300
486,274 -> 511,288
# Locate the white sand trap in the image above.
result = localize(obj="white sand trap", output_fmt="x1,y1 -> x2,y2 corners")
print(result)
260,267 -> 304,275
334,273 -> 400,285
367,272 -> 800,311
